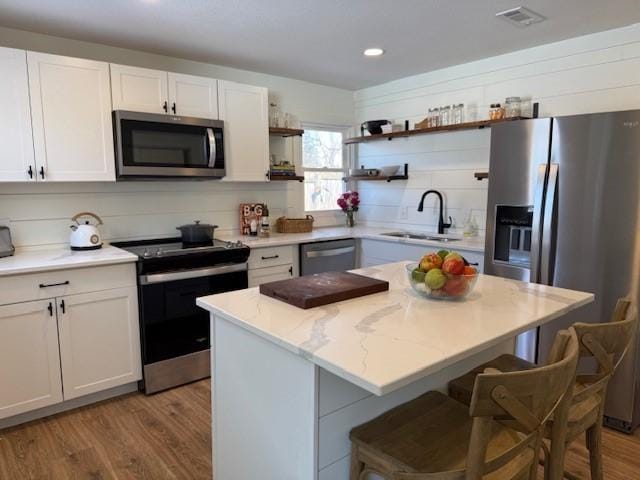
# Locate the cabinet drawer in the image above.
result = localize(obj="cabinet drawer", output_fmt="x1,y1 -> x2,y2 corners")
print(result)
0,263 -> 137,306
248,263 -> 294,288
248,246 -> 293,269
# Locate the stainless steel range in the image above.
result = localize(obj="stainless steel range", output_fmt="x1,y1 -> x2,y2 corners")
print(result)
112,237 -> 250,394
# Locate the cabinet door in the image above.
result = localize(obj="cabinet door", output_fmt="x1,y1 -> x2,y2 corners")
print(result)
248,264 -> 294,287
0,300 -> 63,419
0,47 -> 36,182
168,72 -> 218,119
28,52 -> 115,182
110,64 -> 168,114
218,80 -> 269,182
57,287 -> 142,400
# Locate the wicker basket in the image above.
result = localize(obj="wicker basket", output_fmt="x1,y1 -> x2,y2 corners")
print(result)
276,215 -> 314,233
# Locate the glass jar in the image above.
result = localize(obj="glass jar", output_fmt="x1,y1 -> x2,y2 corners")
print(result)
429,107 -> 439,127
504,97 -> 522,118
489,104 -> 505,120
269,102 -> 280,127
440,106 -> 451,126
452,104 -> 464,124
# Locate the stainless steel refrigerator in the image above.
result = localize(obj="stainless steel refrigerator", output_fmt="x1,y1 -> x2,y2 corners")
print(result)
484,110 -> 640,433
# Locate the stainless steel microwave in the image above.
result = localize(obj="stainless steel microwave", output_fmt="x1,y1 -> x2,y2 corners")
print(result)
113,110 -> 225,179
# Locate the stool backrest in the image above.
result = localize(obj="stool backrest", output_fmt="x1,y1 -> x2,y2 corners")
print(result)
463,328 -> 580,480
571,298 -> 637,405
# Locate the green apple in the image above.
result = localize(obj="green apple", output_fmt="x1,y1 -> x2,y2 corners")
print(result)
412,268 -> 426,283
437,250 -> 449,261
425,268 -> 447,290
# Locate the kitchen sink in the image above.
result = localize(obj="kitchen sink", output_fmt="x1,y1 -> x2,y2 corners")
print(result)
381,232 -> 460,242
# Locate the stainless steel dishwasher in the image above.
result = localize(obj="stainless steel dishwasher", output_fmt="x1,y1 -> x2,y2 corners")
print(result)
299,239 -> 356,275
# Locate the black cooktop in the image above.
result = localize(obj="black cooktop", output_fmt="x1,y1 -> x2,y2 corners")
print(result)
112,237 -> 250,275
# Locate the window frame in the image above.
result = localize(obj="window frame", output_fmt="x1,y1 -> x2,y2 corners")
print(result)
301,123 -> 352,214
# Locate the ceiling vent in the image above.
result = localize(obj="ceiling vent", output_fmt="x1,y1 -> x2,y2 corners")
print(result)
496,6 -> 546,27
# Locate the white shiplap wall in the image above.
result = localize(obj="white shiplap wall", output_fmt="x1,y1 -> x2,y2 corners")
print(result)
353,24 -> 640,235
0,27 -> 353,248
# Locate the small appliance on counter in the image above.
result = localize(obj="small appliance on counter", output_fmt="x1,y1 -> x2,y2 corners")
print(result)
0,225 -> 15,258
69,212 -> 103,251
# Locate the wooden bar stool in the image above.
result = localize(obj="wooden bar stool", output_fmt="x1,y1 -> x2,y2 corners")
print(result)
448,298 -> 638,480
349,328 -> 579,480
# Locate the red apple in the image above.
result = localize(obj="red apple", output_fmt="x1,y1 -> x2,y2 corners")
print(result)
443,276 -> 468,296
442,256 -> 465,275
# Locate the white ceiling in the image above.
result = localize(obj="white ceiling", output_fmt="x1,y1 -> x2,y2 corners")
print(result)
0,0 -> 639,90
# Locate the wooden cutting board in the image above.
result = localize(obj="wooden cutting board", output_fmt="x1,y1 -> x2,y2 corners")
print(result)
259,271 -> 389,309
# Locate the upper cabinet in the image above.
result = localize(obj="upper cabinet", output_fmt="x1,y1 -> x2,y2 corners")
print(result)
218,80 -> 270,182
110,64 -> 168,114
28,52 -> 116,182
111,65 -> 218,119
168,72 -> 218,118
0,47 -> 36,182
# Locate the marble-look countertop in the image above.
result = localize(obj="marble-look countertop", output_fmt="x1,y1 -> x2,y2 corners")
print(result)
197,261 -> 593,396
0,245 -> 138,277
218,226 -> 486,252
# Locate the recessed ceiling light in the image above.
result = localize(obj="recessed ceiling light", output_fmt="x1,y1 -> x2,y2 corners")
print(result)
364,48 -> 384,57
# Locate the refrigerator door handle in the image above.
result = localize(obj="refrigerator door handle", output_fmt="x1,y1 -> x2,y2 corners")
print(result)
530,163 -> 548,284
540,163 -> 559,285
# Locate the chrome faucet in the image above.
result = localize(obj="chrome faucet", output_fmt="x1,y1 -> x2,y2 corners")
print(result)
417,190 -> 452,234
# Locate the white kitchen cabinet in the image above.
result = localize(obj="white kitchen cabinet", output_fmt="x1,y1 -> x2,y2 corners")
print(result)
57,287 -> 141,400
248,264 -> 294,287
28,52 -> 115,182
168,72 -> 218,118
110,64 -> 169,114
218,80 -> 270,182
0,300 -> 63,420
0,47 -> 35,182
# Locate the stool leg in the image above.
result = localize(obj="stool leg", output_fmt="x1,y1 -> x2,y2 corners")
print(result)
586,421 -> 604,480
350,444 -> 365,480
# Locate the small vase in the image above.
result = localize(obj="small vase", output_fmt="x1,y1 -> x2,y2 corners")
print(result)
345,211 -> 355,228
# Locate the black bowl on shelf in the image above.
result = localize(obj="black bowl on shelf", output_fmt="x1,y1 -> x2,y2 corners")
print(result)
361,120 -> 391,135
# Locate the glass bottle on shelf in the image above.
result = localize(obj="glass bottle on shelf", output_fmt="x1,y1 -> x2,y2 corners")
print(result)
440,105 -> 451,126
453,104 -> 464,124
430,107 -> 439,127
269,102 -> 280,128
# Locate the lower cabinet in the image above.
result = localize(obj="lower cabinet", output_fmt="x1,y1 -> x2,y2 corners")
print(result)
57,287 -> 141,400
0,299 -> 63,419
248,264 -> 294,287
0,265 -> 141,421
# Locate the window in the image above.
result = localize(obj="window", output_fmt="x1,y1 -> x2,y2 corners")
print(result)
302,126 -> 349,212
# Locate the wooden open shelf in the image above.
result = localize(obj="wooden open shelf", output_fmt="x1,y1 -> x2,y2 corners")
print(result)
270,175 -> 304,182
269,127 -> 305,137
344,164 -> 408,183
344,117 -> 528,144
474,172 -> 489,181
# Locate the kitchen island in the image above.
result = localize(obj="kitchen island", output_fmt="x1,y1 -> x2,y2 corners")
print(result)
196,262 -> 593,480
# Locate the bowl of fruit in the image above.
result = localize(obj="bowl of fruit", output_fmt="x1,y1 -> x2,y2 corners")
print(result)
406,250 -> 478,300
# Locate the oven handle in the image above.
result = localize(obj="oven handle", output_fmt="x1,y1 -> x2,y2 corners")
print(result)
207,128 -> 216,168
139,263 -> 247,285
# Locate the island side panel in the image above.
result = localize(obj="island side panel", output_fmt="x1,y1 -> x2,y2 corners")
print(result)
317,339 -> 514,479
212,315 -> 318,480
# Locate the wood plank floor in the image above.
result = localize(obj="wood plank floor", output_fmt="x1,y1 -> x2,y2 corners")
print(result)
0,379 -> 639,479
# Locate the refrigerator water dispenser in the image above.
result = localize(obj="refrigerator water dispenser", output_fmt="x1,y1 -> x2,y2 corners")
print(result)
494,205 -> 533,268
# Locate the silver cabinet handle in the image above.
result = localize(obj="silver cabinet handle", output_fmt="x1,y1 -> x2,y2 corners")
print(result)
207,128 -> 216,168
529,163 -> 547,284
540,163 -> 558,285
140,263 -> 247,285
305,246 -> 355,258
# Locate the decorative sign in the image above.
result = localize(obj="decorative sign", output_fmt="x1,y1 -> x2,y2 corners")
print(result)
240,203 -> 264,235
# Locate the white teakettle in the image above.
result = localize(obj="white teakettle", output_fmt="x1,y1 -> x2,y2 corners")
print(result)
69,212 -> 103,251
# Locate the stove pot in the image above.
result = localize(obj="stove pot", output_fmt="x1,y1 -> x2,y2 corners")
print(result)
176,220 -> 218,244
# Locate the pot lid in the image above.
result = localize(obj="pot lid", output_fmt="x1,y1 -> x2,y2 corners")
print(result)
176,220 -> 218,230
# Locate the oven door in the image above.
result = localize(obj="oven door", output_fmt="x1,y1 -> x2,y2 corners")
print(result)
114,110 -> 225,179
138,263 -> 247,393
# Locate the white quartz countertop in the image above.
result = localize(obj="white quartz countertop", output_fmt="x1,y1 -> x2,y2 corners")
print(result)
197,261 -> 593,396
0,245 -> 138,277
218,226 -> 486,252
